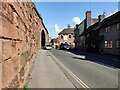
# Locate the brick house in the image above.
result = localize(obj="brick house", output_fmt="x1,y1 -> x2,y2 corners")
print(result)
58,25 -> 75,48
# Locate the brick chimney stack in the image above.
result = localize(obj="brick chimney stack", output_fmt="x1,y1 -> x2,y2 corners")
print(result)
86,11 -> 91,18
86,11 -> 91,28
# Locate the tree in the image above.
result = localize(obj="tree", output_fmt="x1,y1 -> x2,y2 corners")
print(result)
67,24 -> 71,28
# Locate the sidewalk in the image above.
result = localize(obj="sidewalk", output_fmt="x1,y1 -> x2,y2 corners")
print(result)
28,50 -> 75,88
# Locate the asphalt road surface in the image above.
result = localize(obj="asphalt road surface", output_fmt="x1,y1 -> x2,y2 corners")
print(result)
49,49 -> 119,88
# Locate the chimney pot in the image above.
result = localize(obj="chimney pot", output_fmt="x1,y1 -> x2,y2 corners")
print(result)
98,14 -> 105,22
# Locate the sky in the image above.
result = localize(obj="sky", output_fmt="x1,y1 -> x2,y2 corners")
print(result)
33,2 -> 119,38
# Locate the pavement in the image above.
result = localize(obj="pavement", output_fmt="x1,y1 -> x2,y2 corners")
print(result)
28,50 -> 75,88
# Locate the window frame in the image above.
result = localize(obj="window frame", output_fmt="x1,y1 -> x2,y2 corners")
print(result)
105,26 -> 111,32
61,35 -> 63,39
104,40 -> 112,49
69,34 -> 71,39
116,40 -> 120,48
117,23 -> 120,30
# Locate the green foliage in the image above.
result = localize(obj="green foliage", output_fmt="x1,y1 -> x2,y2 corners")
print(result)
24,83 -> 28,90
67,24 -> 71,28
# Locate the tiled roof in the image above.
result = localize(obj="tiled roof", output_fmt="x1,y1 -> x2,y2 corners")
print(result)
78,21 -> 99,36
99,11 -> 120,29
58,28 -> 74,35
91,18 -> 98,25
79,11 -> 120,36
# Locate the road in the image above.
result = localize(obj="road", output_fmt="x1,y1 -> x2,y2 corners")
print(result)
49,49 -> 119,88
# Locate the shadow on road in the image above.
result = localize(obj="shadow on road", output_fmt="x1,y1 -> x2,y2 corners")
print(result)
66,49 -> 120,69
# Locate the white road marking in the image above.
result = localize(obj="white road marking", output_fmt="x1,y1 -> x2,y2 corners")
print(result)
49,51 -> 91,90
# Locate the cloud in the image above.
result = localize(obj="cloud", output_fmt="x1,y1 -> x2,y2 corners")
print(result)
72,17 -> 81,24
54,24 -> 62,33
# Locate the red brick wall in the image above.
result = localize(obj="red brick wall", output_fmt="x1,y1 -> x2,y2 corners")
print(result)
0,2 -> 48,88
58,34 -> 75,48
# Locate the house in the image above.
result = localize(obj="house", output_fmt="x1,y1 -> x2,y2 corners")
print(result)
74,11 -> 98,50
80,14 -> 105,53
99,11 -> 120,55
79,11 -> 120,55
58,25 -> 75,48
51,38 -> 59,48
74,21 -> 84,50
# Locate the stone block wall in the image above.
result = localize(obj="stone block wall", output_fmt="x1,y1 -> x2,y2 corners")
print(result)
0,2 -> 47,88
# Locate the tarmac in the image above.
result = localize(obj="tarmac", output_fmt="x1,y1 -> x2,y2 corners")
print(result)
28,50 -> 75,88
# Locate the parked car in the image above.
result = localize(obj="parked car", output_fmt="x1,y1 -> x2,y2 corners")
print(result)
59,43 -> 70,50
44,45 -> 52,50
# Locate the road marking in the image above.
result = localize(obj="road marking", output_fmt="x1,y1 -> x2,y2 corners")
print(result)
65,65 -> 90,89
48,51 -> 91,90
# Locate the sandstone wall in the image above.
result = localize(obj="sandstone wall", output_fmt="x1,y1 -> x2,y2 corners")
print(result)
0,2 -> 48,88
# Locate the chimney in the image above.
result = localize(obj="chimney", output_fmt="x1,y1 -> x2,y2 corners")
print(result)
86,11 -> 91,28
98,14 -> 105,22
86,11 -> 91,18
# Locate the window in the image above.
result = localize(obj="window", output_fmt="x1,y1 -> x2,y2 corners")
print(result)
105,40 -> 112,48
87,34 -> 89,37
64,35 -> 68,40
117,23 -> 120,30
61,35 -> 63,39
69,35 -> 71,38
105,26 -> 111,32
79,43 -> 82,46
80,36 -> 83,40
116,40 -> 120,48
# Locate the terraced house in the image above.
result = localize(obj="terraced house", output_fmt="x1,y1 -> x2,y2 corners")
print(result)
79,11 -> 120,55
74,11 -> 98,51
99,11 -> 120,55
